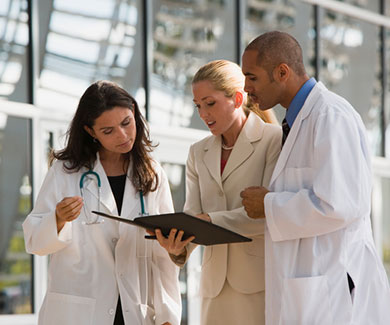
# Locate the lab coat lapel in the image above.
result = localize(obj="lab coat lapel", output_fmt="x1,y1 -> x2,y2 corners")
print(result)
84,155 -> 117,214
269,83 -> 322,186
221,112 -> 260,182
203,136 -> 223,191
120,170 -> 142,221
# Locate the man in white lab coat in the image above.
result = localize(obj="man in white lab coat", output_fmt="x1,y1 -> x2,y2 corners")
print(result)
240,31 -> 390,325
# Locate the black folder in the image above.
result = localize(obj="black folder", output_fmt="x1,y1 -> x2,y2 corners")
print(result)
92,211 -> 251,246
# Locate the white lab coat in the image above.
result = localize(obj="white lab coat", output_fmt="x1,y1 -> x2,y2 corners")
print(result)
23,156 -> 181,325
264,82 -> 390,325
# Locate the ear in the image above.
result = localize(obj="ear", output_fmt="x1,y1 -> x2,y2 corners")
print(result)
83,125 -> 95,138
274,63 -> 290,82
234,91 -> 244,108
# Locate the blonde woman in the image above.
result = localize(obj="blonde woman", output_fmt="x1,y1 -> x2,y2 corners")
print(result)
153,60 -> 282,324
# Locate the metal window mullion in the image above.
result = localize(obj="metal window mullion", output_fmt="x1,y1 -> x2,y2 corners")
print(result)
380,0 -> 387,157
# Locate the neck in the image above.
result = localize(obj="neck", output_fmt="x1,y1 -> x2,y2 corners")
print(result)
222,112 -> 247,148
281,74 -> 310,109
99,150 -> 127,176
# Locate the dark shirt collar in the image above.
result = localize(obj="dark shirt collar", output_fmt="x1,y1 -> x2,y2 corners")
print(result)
285,77 -> 316,128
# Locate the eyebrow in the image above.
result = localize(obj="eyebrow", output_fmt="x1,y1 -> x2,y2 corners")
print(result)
193,96 -> 213,102
243,72 -> 255,76
98,115 -> 131,131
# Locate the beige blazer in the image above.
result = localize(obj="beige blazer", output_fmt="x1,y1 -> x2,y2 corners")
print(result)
183,112 -> 281,298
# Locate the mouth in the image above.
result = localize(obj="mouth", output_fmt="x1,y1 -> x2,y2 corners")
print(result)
205,121 -> 216,128
118,140 -> 132,147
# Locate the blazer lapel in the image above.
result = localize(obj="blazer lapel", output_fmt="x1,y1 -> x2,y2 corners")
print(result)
221,112 -> 262,182
269,82 -> 323,186
203,136 -> 223,191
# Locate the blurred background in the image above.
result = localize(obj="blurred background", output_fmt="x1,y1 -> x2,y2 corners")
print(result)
1,0 -> 390,324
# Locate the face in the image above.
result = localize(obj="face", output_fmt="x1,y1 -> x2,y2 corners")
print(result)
85,106 -> 136,155
242,50 -> 282,110
192,80 -> 240,137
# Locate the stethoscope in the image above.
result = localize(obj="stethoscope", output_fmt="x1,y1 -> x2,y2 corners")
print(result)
79,170 -> 147,223
79,169 -> 151,314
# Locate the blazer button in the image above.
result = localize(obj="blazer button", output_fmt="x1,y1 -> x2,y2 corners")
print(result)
108,308 -> 115,315
218,191 -> 224,197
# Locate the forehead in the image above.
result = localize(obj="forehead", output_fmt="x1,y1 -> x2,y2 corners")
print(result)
94,107 -> 132,124
242,50 -> 268,76
192,80 -> 222,99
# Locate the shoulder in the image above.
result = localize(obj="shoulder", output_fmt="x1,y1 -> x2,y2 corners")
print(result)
189,134 -> 215,154
312,82 -> 356,119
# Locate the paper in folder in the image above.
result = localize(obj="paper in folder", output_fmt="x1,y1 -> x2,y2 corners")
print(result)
92,211 -> 251,246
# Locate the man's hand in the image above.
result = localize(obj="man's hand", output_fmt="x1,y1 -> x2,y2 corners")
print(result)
240,186 -> 269,219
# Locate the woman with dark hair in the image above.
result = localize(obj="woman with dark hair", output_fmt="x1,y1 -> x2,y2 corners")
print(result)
23,81 -> 181,325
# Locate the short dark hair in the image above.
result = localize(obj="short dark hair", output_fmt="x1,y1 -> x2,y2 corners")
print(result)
245,31 -> 306,79
52,80 -> 158,194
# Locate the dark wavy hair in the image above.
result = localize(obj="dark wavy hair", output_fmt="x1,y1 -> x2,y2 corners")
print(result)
52,80 -> 158,194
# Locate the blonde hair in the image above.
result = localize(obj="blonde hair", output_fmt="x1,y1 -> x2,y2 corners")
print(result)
192,59 -> 278,124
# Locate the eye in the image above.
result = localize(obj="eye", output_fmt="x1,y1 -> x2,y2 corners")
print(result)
206,102 -> 215,106
103,128 -> 113,135
122,120 -> 130,126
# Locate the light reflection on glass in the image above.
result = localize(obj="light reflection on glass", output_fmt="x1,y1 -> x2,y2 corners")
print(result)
150,0 -> 235,130
37,0 -> 142,114
0,0 -> 28,100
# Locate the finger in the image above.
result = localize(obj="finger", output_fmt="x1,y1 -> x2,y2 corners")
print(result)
167,229 -> 177,242
146,229 -> 155,236
182,235 -> 195,246
60,200 -> 84,217
155,229 -> 167,244
175,230 -> 184,243
59,196 -> 83,208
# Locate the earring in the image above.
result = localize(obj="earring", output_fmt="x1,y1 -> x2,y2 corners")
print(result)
93,138 -> 98,143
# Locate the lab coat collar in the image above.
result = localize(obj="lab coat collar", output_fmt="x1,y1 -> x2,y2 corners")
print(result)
84,153 -> 118,214
269,82 -> 326,186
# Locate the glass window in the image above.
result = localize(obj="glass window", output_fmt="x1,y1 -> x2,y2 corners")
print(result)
319,7 -> 382,155
36,0 -> 145,115
150,0 -> 237,130
0,0 -> 29,103
242,0 -> 315,122
0,113 -> 32,314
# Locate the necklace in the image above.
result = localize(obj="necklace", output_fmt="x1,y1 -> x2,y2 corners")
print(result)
221,142 -> 234,150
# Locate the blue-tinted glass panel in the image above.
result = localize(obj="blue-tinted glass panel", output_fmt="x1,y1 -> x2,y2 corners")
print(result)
0,0 -> 29,103
242,0 -> 315,122
150,0 -> 236,130
0,113 -> 32,314
37,0 -> 145,115
320,9 -> 382,155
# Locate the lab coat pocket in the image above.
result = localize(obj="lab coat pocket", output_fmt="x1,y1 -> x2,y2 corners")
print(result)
139,304 -> 155,325
41,292 -> 95,325
279,275 -> 332,325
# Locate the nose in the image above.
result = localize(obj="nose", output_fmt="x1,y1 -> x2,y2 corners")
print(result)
117,126 -> 127,139
197,106 -> 208,120
244,81 -> 251,93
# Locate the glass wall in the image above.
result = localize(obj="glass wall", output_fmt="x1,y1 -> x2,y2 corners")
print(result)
150,0 -> 237,130
0,0 -> 29,103
2,0 -> 390,323
36,0 -> 145,115
0,113 -> 32,314
242,0 -> 315,121
319,3 -> 382,155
